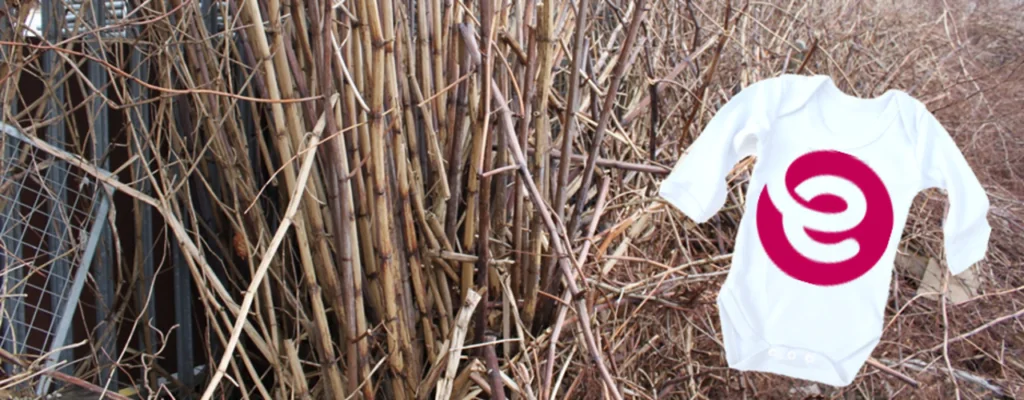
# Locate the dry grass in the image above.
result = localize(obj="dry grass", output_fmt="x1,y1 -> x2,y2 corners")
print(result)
0,0 -> 1021,398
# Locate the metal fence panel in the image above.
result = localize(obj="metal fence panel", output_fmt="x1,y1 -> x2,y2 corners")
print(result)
0,123 -> 113,396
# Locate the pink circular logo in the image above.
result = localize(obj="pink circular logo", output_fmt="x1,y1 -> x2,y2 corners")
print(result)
756,150 -> 894,286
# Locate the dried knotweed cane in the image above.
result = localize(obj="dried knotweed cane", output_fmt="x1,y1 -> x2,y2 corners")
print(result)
554,0 -> 592,230
460,26 -> 625,400
567,0 -> 648,242
415,0 -> 452,201
435,289 -> 482,400
394,7 -> 439,371
199,98 -> 332,400
543,176 -> 612,400
338,21 -> 376,397
524,0 -> 555,331
544,0 -> 594,326
308,0 -> 349,395
471,0 -> 497,352
364,0 -> 416,394
385,0 -> 425,384
511,0 -> 537,303
483,334 -> 506,400
349,0 -> 386,321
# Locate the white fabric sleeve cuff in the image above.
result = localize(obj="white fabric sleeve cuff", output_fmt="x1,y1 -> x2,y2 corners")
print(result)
946,221 -> 991,276
659,185 -> 710,224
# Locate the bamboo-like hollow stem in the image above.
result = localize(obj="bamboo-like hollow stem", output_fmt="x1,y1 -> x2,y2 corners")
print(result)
349,0 -> 386,328
335,83 -> 364,399
461,71 -> 483,306
536,147 -> 671,174
308,0 -> 348,396
245,0 -> 347,396
471,0 -> 496,352
488,4 -> 510,305
543,0 -> 593,324
395,7 -> 440,370
543,176 -> 612,400
435,289 -> 481,400
431,0 -> 449,154
240,0 -> 328,365
567,0 -> 648,241
554,0 -> 591,225
523,0 -> 555,331
414,0 -> 451,202
338,10 -> 381,396
483,334 -> 506,400
459,26 -> 624,400
364,0 -> 414,395
199,99 -> 332,400
275,0 -> 347,346
511,0 -> 537,305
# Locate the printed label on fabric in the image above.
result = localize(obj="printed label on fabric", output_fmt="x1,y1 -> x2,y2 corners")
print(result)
756,150 -> 894,286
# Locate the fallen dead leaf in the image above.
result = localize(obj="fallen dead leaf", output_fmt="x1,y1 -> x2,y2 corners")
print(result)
915,257 -> 982,305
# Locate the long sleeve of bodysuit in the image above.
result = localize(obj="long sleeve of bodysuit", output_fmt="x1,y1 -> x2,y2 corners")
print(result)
914,106 -> 992,275
659,77 -> 782,224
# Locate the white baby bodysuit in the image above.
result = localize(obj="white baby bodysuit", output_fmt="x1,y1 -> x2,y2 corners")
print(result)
659,74 -> 991,386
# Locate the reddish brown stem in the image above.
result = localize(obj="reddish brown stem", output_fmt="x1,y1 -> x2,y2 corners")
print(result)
459,25 -> 624,400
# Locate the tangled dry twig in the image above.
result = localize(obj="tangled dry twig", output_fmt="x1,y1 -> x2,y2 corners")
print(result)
0,0 -> 1021,398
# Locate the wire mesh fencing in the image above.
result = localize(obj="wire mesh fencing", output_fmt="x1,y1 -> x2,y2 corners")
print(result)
0,122 -> 112,396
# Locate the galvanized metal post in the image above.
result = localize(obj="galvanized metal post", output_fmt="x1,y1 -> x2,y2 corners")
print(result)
86,0 -> 117,390
128,7 -> 156,396
154,1 -> 195,395
170,97 -> 196,396
202,0 -> 216,34
40,0 -> 72,384
173,1 -> 220,393
198,0 -> 223,223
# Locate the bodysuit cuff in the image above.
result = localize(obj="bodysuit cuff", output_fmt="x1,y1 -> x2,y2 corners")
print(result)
946,223 -> 991,275
660,186 -> 708,223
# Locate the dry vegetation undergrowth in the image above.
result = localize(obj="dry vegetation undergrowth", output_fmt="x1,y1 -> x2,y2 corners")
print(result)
0,0 -> 1022,398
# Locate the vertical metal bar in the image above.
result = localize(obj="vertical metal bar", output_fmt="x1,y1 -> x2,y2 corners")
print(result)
172,214 -> 194,394
87,0 -> 117,390
178,1 -> 220,393
128,10 -> 156,396
194,0 -> 221,237
157,0 -> 196,392
202,0 -> 216,34
171,99 -> 195,394
40,0 -> 72,388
